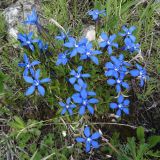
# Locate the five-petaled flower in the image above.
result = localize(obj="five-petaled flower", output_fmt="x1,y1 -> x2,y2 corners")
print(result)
59,97 -> 76,115
110,95 -> 130,116
99,33 -> 118,55
105,54 -> 130,78
123,38 -> 140,53
119,26 -> 136,42
130,64 -> 149,87
69,66 -> 90,85
17,32 -> 39,51
107,73 -> 129,93
88,9 -> 106,21
76,126 -> 101,152
38,40 -> 48,52
80,42 -> 102,65
56,51 -> 69,66
72,88 -> 99,115
55,31 -> 69,41
18,53 -> 40,76
63,37 -> 86,58
24,69 -> 51,96
23,8 -> 39,25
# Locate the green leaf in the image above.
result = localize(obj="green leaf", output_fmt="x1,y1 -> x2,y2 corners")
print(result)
136,126 -> 145,143
148,136 -> 160,148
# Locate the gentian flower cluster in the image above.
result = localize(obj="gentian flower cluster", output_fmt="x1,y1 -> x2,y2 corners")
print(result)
17,8 -> 150,154
88,9 -> 106,21
76,126 -> 101,152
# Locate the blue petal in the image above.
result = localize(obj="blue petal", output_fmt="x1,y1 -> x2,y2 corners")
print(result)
88,98 -> 99,104
64,42 -> 74,48
99,41 -> 107,48
31,60 -> 40,66
70,70 -> 76,76
90,56 -> 99,65
70,104 -> 76,108
59,102 -> 66,107
116,109 -> 122,116
108,46 -> 112,55
68,108 -> 73,115
140,79 -> 144,87
23,76 -> 34,83
74,84 -> 81,92
101,32 -> 108,41
69,77 -> 76,84
77,79 -> 84,86
91,140 -> 99,148
76,137 -> 85,143
77,66 -> 83,73
23,69 -> 29,76
38,85 -> 45,96
130,69 -> 139,77
110,103 -> 118,109
116,84 -> 121,93
61,108 -> 67,115
66,97 -> 71,104
80,89 -> 87,99
123,99 -> 130,106
91,132 -> 101,140
18,63 -> 25,67
72,94 -> 82,103
107,79 -> 116,85
85,142 -> 91,152
109,34 -> 116,42
78,106 -> 86,115
122,82 -> 129,89
105,62 -> 114,69
105,70 -> 114,77
129,26 -> 136,32
25,85 -> 35,96
70,49 -> 78,57
84,126 -> 91,137
118,95 -> 124,103
81,73 -> 90,78
87,91 -> 96,96
122,108 -> 129,115
23,54 -> 29,63
87,105 -> 94,114
77,47 -> 85,54
40,78 -> 51,83
35,69 -> 41,80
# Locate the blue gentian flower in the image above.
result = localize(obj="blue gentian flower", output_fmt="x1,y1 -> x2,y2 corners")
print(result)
55,31 -> 69,41
88,9 -> 106,21
59,97 -> 76,115
105,54 -> 130,78
119,26 -> 136,42
124,38 -> 140,53
63,37 -> 86,58
107,73 -> 129,93
72,88 -> 98,115
69,66 -> 90,85
38,40 -> 48,52
80,42 -> 102,65
56,51 -> 69,66
130,64 -> 149,87
24,69 -> 51,96
18,53 -> 40,76
99,33 -> 118,55
110,95 -> 130,116
23,8 -> 39,25
17,32 -> 39,51
76,126 -> 101,152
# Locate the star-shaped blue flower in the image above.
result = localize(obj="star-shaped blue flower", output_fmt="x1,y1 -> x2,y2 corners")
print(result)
55,31 -> 69,41
72,88 -> 98,115
107,73 -> 129,93
56,51 -> 69,66
119,26 -> 136,42
18,32 -> 39,51
59,97 -> 76,115
88,9 -> 106,21
38,40 -> 48,52
76,126 -> 101,152
23,8 -> 39,25
18,53 -> 40,76
123,38 -> 140,53
99,33 -> 118,55
24,69 -> 51,96
105,54 -> 130,78
80,42 -> 102,65
130,64 -> 149,87
63,37 -> 86,58
69,66 -> 90,85
110,95 -> 130,116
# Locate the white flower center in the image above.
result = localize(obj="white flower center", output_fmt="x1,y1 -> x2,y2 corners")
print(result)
26,41 -> 31,44
118,104 -> 122,109
66,105 -> 69,109
107,41 -> 111,45
76,73 -> 81,78
114,68 -> 118,71
117,79 -> 121,84
26,64 -> 30,68
75,44 -> 78,48
86,52 -> 91,56
34,80 -> 39,86
83,100 -> 87,106
87,138 -> 92,142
